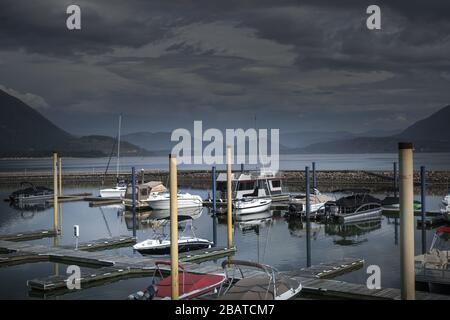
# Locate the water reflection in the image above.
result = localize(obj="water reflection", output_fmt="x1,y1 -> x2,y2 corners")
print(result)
325,218 -> 382,246
122,207 -> 204,231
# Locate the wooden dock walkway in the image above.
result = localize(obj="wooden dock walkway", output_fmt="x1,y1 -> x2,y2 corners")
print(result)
296,276 -> 450,300
0,229 -> 56,242
0,236 -> 236,294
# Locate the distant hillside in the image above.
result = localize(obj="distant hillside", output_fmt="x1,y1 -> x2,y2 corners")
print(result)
0,89 -> 71,153
298,105 -> 450,153
0,89 -> 150,157
122,131 -> 171,152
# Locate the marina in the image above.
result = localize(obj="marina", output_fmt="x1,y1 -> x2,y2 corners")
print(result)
0,151 -> 450,300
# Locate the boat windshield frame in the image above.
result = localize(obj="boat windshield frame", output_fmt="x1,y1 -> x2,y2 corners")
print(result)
219,259 -> 279,299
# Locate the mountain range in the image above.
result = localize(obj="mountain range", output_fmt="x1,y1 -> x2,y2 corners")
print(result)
1,88 -> 449,156
297,105 -> 450,153
0,90 -> 150,157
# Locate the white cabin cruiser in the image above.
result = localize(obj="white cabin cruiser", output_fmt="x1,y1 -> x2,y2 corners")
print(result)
123,181 -> 167,210
234,198 -> 272,215
146,193 -> 203,210
214,169 -> 288,202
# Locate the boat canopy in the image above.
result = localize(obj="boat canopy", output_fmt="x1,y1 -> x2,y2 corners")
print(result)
124,181 -> 167,200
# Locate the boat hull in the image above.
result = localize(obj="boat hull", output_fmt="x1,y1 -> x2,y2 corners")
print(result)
134,241 -> 212,255
147,197 -> 203,210
100,188 -> 126,198
234,199 -> 272,215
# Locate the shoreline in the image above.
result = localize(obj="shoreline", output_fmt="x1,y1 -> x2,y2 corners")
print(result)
1,169 -> 449,194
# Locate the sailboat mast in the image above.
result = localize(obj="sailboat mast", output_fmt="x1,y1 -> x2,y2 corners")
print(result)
116,114 -> 122,179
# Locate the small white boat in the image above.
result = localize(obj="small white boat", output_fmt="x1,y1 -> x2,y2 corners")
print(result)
133,219 -> 212,255
233,198 -> 272,215
100,184 -> 126,198
146,193 -> 203,210
288,189 -> 333,215
440,194 -> 450,222
133,236 -> 213,255
100,115 -> 125,198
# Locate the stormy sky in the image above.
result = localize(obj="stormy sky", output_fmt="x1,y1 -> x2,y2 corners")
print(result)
1,1 -> 449,136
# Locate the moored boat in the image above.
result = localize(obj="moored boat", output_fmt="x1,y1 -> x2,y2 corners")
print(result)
288,189 -> 334,215
128,261 -> 226,300
146,193 -> 203,210
217,260 -> 302,300
9,182 -> 53,202
133,218 -> 212,255
440,193 -> 450,222
213,168 -> 289,202
122,181 -> 167,210
324,189 -> 382,223
233,197 -> 272,215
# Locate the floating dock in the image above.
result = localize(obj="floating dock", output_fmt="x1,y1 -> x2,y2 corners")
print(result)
0,229 -> 56,242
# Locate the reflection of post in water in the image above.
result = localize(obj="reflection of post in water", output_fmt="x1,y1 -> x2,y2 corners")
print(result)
212,166 -> 217,247
53,235 -> 59,276
305,166 -> 311,268
420,166 -> 427,254
394,217 -> 399,245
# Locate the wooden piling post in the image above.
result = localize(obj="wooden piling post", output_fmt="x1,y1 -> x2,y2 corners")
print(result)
312,162 -> 316,190
212,166 -> 217,247
399,143 -> 415,300
394,162 -> 398,198
132,167 -> 136,238
53,152 -> 59,233
306,166 -> 311,267
169,154 -> 179,300
420,166 -> 427,254
58,157 -> 63,232
227,146 -> 233,249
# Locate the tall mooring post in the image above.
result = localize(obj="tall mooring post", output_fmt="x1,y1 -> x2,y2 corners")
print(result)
306,166 -> 311,267
52,152 -> 59,233
212,166 -> 217,247
169,154 -> 179,300
131,167 -> 136,238
420,166 -> 427,254
58,157 -> 63,232
399,142 -> 415,300
227,146 -> 233,249
312,162 -> 316,190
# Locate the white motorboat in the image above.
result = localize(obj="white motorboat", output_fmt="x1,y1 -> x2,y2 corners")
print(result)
440,193 -> 450,222
133,236 -> 213,254
133,219 -> 212,255
233,198 -> 272,215
146,193 -> 203,210
218,260 -> 302,300
100,183 -> 127,198
288,189 -> 333,215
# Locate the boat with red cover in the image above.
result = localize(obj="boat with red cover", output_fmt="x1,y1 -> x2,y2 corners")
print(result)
128,261 -> 226,300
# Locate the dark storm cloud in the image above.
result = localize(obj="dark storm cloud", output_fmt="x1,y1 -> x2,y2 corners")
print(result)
0,0 -> 449,134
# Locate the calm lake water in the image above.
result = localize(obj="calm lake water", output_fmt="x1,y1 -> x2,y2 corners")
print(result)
1,153 -> 450,172
0,185 -> 446,300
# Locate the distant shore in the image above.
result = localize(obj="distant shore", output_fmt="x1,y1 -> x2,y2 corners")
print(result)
1,169 -> 449,194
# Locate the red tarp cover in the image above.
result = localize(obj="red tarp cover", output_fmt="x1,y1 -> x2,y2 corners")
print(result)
156,273 -> 225,299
